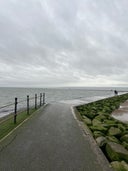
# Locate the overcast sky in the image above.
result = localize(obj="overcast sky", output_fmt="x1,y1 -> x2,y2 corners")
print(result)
0,0 -> 128,87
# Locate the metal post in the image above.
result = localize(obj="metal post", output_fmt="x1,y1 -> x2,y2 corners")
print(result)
35,94 -> 37,109
43,93 -> 45,105
27,95 -> 29,115
14,97 -> 18,124
40,93 -> 42,106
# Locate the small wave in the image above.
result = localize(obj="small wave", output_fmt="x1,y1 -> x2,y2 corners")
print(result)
0,107 -> 14,118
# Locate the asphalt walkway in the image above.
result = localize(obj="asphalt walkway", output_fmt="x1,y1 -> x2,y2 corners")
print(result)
0,102 -> 112,171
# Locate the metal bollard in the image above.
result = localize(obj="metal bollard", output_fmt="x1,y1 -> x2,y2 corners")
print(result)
43,93 -> 45,105
40,93 -> 42,106
14,97 -> 18,124
27,95 -> 29,115
35,94 -> 37,109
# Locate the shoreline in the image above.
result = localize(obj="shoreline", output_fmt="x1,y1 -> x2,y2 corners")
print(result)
112,100 -> 128,123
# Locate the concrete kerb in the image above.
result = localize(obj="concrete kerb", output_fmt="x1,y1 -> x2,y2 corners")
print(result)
0,104 -> 48,144
71,105 -> 113,171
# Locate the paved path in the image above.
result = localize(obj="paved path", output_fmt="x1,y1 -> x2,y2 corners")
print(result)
0,101 -> 112,171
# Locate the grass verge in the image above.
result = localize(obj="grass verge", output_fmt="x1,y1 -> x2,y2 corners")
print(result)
0,108 -> 37,140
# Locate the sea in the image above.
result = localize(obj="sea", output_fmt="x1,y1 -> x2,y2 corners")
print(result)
0,87 -> 128,119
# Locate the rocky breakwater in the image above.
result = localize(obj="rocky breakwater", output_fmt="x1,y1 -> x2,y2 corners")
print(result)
77,94 -> 128,171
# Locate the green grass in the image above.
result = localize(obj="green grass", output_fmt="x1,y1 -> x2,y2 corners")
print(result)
0,108 -> 37,140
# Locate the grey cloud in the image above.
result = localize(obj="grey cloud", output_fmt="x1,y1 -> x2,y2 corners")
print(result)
0,0 -> 128,87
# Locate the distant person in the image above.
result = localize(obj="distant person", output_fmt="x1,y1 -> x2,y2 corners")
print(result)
114,90 -> 118,95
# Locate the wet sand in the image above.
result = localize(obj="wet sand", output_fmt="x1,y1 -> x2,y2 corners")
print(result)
112,100 -> 128,123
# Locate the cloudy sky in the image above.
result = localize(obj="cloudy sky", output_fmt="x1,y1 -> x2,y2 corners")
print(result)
0,0 -> 128,87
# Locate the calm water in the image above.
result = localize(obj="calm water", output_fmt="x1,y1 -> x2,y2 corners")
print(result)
0,87 -> 127,118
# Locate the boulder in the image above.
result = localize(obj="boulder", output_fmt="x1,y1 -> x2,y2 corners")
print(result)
96,136 -> 107,147
111,161 -> 128,171
122,141 -> 128,151
90,125 -> 108,133
83,116 -> 92,126
97,111 -> 109,116
101,123 -> 112,129
106,142 -> 128,162
108,127 -> 122,137
85,112 -> 98,119
93,131 -> 105,138
82,115 -> 88,119
104,119 -> 117,126
92,119 -> 102,126
118,124 -> 126,132
102,106 -> 112,113
121,161 -> 128,171
106,136 -> 120,144
120,134 -> 128,143
111,161 -> 122,171
122,131 -> 128,136
95,115 -> 107,121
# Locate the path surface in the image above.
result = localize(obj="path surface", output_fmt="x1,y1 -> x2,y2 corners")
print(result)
0,101 -> 112,171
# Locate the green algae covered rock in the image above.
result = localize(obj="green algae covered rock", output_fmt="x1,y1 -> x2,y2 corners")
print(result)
108,127 -> 122,137
106,136 -> 120,144
122,131 -> 128,136
111,161 -> 123,171
102,123 -> 112,129
90,125 -> 108,133
96,136 -> 107,147
104,119 -> 118,127
83,116 -> 92,126
76,93 -> 128,168
122,141 -> 128,150
92,118 -> 102,126
118,124 -> 126,132
94,114 -> 107,121
85,112 -> 98,119
106,142 -> 128,162
111,161 -> 128,171
93,131 -> 105,138
121,161 -> 128,171
120,134 -> 128,143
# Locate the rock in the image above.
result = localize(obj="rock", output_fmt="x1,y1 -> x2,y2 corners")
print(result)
90,125 -> 108,133
92,119 -> 102,126
96,136 -> 107,147
82,115 -> 88,119
120,134 -> 128,143
106,142 -> 128,162
97,111 -> 109,116
85,112 -> 98,119
122,141 -> 128,150
95,115 -> 107,121
121,161 -> 128,171
118,124 -> 126,132
106,136 -> 120,144
122,131 -> 128,136
108,127 -> 122,137
104,119 -> 117,125
102,106 -> 112,113
83,116 -> 92,126
111,161 -> 128,171
93,131 -> 105,138
102,123 -> 112,129
111,161 -> 122,171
